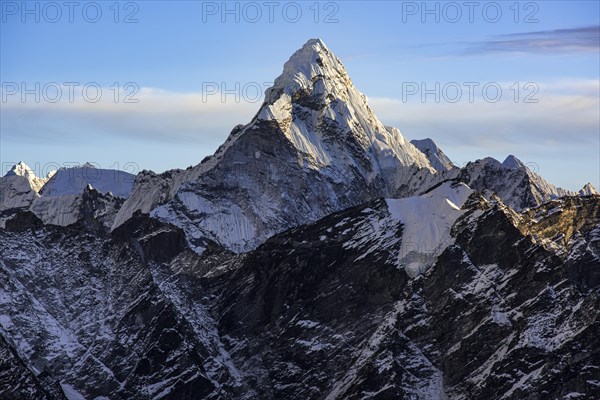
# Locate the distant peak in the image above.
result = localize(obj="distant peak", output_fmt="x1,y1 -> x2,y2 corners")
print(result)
411,138 -> 439,151
410,138 -> 455,172
502,155 -> 525,169
5,161 -> 35,178
579,182 -> 599,196
82,162 -> 96,168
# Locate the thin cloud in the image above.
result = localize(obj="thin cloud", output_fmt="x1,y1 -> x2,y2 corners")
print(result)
463,25 -> 600,55
3,80 -> 598,190
1,87 -> 261,144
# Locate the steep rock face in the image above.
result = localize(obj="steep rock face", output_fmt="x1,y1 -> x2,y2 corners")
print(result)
115,39 -> 440,253
203,199 -> 442,399
0,335 -> 66,400
403,196 -> 600,399
0,174 -> 39,213
29,185 -> 124,229
158,190 -> 600,399
459,155 -> 574,210
199,193 -> 600,399
0,214 -> 246,400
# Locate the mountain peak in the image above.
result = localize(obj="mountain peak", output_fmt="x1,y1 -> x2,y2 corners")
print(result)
579,182 -> 599,196
502,155 -> 525,169
302,37 -> 326,49
6,161 -> 36,178
264,38 -> 351,103
253,38 -> 434,174
410,138 -> 456,172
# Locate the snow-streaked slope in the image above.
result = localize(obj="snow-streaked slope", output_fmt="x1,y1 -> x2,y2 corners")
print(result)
460,155 -> 574,210
2,184 -> 599,398
0,216 -> 246,399
410,138 -> 456,173
120,38 -> 441,253
338,181 -> 473,278
40,163 -> 134,198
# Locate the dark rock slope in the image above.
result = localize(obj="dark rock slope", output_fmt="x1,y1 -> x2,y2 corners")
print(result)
0,193 -> 599,399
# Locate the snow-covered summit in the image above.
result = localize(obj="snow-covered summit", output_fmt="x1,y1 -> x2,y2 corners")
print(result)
579,182 -> 599,196
5,161 -> 35,178
256,37 -> 435,180
264,38 -> 351,102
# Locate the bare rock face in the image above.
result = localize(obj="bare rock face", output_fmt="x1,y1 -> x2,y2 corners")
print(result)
199,194 -> 600,399
0,335 -> 66,400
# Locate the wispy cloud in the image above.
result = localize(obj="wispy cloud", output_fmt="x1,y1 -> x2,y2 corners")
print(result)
1,87 -> 260,145
2,79 -> 598,190
463,25 -> 600,55
3,80 -> 597,149
369,78 -> 599,149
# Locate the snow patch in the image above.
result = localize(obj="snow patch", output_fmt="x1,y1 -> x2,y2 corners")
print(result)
60,383 -> 86,400
386,182 -> 473,277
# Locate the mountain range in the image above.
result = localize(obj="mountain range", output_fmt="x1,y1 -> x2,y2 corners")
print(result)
1,38 -> 598,399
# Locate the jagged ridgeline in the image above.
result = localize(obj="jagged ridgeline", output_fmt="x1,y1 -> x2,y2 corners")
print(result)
1,39 -> 599,399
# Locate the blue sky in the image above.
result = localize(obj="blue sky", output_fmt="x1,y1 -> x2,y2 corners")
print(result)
1,0 -> 599,191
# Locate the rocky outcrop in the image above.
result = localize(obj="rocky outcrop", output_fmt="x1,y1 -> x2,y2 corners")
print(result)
459,156 -> 574,210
